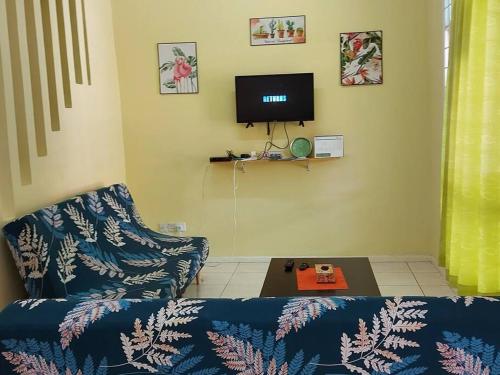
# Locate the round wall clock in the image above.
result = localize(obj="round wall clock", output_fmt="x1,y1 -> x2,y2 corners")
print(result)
290,137 -> 312,158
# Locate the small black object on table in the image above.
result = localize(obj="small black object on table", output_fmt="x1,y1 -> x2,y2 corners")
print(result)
298,262 -> 309,271
284,259 -> 294,272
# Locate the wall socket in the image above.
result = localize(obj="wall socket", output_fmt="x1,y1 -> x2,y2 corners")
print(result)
159,222 -> 187,233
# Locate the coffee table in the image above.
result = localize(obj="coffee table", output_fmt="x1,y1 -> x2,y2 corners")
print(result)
260,257 -> 380,297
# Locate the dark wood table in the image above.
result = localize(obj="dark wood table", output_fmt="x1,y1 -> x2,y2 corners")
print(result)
260,257 -> 380,297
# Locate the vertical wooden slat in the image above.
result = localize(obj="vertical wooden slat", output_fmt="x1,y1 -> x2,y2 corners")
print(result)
68,0 -> 82,84
55,0 -> 72,107
0,48 -> 16,204
24,0 -> 47,156
81,0 -> 91,84
0,49 -> 7,134
40,0 -> 60,131
5,0 -> 32,185
1,44 -> 18,232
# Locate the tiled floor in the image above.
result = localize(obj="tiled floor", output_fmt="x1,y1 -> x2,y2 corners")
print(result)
183,259 -> 457,298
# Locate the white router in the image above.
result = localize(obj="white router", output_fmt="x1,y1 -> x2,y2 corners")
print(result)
314,135 -> 344,158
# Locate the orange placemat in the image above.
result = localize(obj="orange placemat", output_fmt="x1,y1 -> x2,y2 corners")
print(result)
296,267 -> 349,290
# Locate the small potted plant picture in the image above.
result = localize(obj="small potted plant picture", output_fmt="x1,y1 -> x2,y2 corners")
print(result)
253,25 -> 269,39
268,19 -> 276,38
277,20 -> 285,38
286,20 -> 295,37
296,27 -> 304,37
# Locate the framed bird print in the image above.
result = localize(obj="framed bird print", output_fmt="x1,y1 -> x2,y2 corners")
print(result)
340,31 -> 383,86
158,42 -> 198,94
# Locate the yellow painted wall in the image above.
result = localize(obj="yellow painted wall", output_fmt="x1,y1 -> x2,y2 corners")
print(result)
426,0 -> 446,261
112,0 -> 444,257
0,0 -> 126,308
0,40 -> 22,307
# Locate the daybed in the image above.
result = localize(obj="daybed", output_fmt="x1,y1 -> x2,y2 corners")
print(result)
2,183 -> 208,300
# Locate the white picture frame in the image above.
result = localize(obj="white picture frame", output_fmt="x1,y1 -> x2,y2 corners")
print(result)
158,42 -> 198,94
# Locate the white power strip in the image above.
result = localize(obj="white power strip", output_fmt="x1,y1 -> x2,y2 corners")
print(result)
159,223 -> 186,233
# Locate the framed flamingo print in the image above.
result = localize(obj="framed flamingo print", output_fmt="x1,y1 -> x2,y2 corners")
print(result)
158,42 -> 198,94
340,31 -> 383,86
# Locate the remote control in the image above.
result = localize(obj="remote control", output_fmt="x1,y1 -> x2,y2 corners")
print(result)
284,259 -> 294,272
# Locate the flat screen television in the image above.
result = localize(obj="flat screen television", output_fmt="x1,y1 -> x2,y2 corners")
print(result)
235,73 -> 314,124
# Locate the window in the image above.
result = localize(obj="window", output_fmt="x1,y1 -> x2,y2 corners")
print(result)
444,0 -> 452,84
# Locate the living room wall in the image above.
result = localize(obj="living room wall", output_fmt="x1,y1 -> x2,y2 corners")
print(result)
112,0 -> 444,258
0,0 -> 126,308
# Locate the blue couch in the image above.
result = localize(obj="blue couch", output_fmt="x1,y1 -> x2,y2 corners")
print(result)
2,183 -> 208,300
0,296 -> 498,374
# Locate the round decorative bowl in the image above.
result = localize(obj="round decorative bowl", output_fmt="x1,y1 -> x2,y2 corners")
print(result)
290,137 -> 312,158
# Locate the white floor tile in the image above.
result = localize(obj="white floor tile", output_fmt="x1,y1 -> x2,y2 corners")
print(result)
408,261 -> 439,273
221,284 -> 262,298
198,272 -> 233,285
236,262 -> 270,273
202,262 -> 238,273
183,284 -> 226,298
378,285 -> 424,296
227,272 -> 266,287
370,262 -> 410,273
420,285 -> 457,296
196,258 -> 458,298
374,272 -> 418,286
413,272 -> 449,286
437,266 -> 447,277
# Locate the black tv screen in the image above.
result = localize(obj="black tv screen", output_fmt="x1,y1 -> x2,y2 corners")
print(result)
235,73 -> 314,123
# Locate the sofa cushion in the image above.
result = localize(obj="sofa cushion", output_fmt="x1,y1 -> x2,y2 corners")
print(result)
2,183 -> 208,299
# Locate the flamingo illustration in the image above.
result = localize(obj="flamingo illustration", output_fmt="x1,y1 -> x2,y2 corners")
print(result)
173,56 -> 192,93
159,45 -> 197,94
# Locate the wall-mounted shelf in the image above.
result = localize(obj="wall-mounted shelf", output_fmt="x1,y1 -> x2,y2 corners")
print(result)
209,157 -> 339,172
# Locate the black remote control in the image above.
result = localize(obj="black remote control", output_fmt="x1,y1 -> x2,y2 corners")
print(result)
284,259 -> 294,272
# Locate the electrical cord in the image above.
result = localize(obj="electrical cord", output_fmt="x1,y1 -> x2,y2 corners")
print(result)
258,122 -> 290,159
269,122 -> 290,149
198,163 -> 211,234
231,122 -> 291,252
232,160 -> 239,256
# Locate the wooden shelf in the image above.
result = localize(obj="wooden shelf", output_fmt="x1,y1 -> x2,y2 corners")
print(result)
209,157 -> 339,172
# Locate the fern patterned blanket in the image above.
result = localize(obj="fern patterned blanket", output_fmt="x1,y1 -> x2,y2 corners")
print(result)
0,296 -> 498,374
2,184 -> 208,300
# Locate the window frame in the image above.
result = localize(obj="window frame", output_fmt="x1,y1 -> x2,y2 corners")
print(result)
444,0 -> 452,84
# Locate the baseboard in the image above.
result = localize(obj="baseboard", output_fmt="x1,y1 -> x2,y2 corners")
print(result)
207,255 -> 438,263
207,256 -> 271,263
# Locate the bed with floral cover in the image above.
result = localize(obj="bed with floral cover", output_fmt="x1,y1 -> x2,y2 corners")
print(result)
0,296 -> 498,374
2,183 -> 208,300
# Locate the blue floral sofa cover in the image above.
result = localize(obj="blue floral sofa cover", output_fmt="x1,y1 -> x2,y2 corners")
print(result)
2,183 -> 208,300
0,296 -> 498,374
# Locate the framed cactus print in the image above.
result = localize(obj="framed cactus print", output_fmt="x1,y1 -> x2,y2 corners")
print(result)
158,42 -> 198,94
340,31 -> 383,86
250,16 -> 306,46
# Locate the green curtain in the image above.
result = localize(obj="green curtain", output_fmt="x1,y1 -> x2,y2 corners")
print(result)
441,0 -> 500,295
